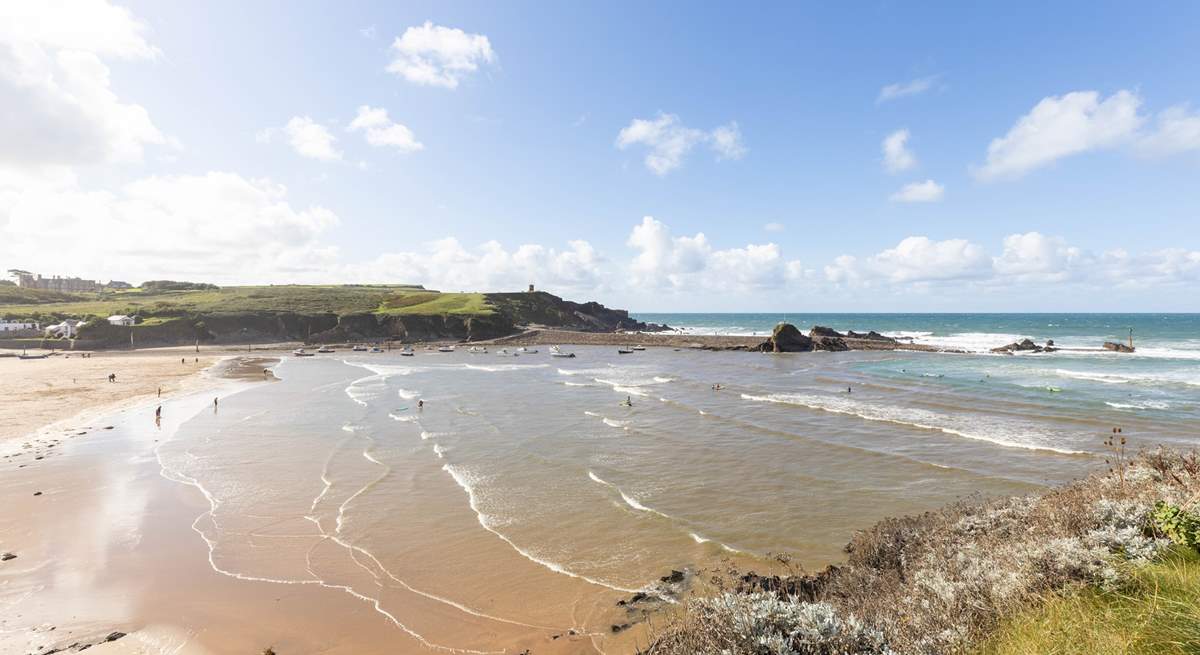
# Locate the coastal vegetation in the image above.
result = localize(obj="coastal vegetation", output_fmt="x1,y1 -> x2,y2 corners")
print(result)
0,284 -> 654,347
646,448 -> 1200,655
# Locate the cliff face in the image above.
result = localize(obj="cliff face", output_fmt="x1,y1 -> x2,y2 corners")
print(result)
69,291 -> 651,348
486,291 -> 664,332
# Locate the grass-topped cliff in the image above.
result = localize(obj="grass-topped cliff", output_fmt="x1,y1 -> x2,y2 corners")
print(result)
0,284 -> 654,347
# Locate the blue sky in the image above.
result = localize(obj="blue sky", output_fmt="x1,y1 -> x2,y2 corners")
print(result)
1,1 -> 1198,310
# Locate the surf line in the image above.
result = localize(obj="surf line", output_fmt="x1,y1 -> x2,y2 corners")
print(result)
443,463 -> 646,595
309,434 -> 562,632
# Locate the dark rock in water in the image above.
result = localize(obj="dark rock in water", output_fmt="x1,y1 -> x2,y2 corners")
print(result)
754,323 -> 813,352
104,632 -> 127,643
629,592 -> 648,603
991,338 -> 1044,353
809,325 -> 844,338
1103,341 -> 1135,353
812,336 -> 849,352
846,330 -> 897,343
1046,339 -> 1055,346
660,569 -> 685,584
1,552 -> 15,561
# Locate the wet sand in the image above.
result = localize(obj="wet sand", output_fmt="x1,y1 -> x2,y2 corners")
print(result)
0,355 -> 669,655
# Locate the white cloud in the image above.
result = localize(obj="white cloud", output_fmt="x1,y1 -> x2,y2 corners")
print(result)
974,90 -> 1143,180
710,122 -> 747,160
877,75 -> 938,103
0,0 -> 168,171
348,105 -> 423,153
882,129 -> 916,173
1,172 -> 340,283
387,21 -> 495,89
624,216 -> 799,291
763,222 -> 785,232
360,25 -> 377,40
1137,104 -> 1200,156
283,116 -> 342,161
826,236 -> 989,285
616,114 -> 747,175
993,231 -> 1085,281
348,238 -> 603,293
890,179 -> 944,202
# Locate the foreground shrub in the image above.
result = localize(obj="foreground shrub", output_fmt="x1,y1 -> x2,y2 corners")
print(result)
645,448 -> 1200,655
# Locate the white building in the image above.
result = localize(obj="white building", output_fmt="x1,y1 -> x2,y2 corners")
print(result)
45,319 -> 86,338
0,320 -> 38,332
107,315 -> 135,326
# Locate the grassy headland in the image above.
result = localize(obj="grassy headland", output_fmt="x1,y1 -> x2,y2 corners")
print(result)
0,284 -> 650,348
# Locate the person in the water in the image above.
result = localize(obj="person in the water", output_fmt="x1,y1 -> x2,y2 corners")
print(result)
621,396 -> 633,407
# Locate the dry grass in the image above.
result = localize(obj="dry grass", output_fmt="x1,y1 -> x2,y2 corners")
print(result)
645,448 -> 1200,655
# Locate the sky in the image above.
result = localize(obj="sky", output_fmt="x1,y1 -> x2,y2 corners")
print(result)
1,1 -> 1198,312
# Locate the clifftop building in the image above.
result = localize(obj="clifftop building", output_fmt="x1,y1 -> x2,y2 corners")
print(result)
16,273 -> 100,293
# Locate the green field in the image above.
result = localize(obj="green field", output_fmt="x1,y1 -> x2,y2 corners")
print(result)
0,285 -> 495,321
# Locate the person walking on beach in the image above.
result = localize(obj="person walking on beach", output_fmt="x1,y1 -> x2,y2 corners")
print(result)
213,397 -> 219,410
158,386 -> 162,397
155,405 -> 162,419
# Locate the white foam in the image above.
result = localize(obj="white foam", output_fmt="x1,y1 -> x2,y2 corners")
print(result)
1105,400 -> 1171,411
464,363 -> 550,373
602,418 -> 629,429
433,444 -> 446,459
740,392 -> 1086,455
389,412 -> 417,422
689,531 -> 745,554
442,463 -> 643,594
563,381 -> 592,387
398,388 -> 421,400
653,376 -> 676,383
1055,368 -> 1200,387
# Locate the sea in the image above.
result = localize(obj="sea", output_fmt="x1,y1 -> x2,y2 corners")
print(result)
152,313 -> 1198,651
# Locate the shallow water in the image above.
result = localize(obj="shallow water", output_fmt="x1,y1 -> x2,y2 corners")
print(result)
156,340 -> 1198,648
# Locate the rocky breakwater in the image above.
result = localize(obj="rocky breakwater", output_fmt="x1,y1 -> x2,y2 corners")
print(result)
753,324 -> 917,353
1103,341 -> 1136,353
991,338 -> 1058,354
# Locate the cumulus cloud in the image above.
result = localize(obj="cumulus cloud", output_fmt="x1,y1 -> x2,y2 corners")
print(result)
1137,104 -> 1200,156
348,105 -> 423,153
890,179 -> 944,202
993,231 -> 1085,281
387,21 -> 495,89
835,236 -> 990,284
280,116 -> 342,161
616,114 -> 747,175
1,171 -> 340,283
882,129 -> 916,173
625,216 -> 799,291
348,238 -> 603,293
0,0 -> 168,171
974,90 -> 1143,180
877,75 -> 938,103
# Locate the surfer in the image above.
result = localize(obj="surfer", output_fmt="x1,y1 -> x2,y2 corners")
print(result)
417,399 -> 424,410
847,386 -> 852,394
712,383 -> 722,391
621,396 -> 633,407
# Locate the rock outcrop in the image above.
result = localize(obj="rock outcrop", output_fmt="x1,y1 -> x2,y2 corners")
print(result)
991,338 -> 1055,354
755,323 -> 814,352
846,330 -> 897,343
1103,341 -> 1135,353
810,325 -> 844,338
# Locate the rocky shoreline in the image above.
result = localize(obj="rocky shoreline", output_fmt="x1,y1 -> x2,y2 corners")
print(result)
485,324 -> 955,353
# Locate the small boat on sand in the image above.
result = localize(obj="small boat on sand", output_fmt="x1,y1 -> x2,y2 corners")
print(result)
517,347 -> 538,354
399,346 -> 415,357
352,345 -> 368,352
437,345 -> 455,353
370,345 -> 383,353
18,353 -> 50,360
316,346 -> 335,353
293,348 -> 315,357
468,346 -> 488,354
549,346 -> 576,358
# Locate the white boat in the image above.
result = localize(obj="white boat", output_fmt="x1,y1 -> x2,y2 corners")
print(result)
352,345 -> 368,352
399,347 -> 415,357
293,348 -> 315,357
631,345 -> 646,351
549,345 -> 576,358
437,345 -> 455,353
370,345 -> 383,353
468,346 -> 488,354
517,347 -> 538,354
617,348 -> 634,354
316,346 -> 335,353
